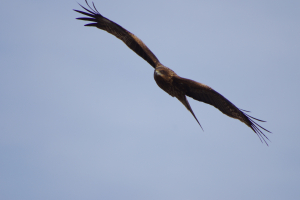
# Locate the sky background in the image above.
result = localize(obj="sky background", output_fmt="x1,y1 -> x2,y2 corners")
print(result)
1,0 -> 299,199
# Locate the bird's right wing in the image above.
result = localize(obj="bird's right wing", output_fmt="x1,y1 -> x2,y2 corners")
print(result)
74,0 -> 160,68
173,76 -> 271,145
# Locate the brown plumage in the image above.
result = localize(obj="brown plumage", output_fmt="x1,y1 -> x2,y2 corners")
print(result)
74,0 -> 271,145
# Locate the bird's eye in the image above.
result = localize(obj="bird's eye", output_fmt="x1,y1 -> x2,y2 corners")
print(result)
159,70 -> 166,75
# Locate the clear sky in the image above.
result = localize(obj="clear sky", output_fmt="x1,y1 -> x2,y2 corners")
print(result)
1,0 -> 299,199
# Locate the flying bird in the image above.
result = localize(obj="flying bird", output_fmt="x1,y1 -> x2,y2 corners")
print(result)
74,0 -> 271,145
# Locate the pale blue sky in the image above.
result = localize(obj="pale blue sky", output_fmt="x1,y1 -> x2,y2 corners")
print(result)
1,0 -> 299,199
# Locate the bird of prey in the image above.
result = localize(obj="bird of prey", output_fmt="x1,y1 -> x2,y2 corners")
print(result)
74,0 -> 271,145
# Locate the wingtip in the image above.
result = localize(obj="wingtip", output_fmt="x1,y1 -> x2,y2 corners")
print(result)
84,23 -> 98,27
250,121 -> 271,146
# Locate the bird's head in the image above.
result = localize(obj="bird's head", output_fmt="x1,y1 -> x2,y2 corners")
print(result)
154,65 -> 175,78
154,68 -> 168,77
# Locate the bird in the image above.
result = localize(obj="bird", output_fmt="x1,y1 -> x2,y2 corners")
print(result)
74,0 -> 271,145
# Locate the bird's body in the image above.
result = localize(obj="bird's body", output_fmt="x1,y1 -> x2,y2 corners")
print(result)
74,0 -> 271,145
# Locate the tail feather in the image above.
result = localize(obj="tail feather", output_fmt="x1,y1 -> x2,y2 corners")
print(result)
177,95 -> 203,131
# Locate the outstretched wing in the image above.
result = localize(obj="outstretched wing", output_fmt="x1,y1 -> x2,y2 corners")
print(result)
173,76 -> 271,145
74,0 -> 160,68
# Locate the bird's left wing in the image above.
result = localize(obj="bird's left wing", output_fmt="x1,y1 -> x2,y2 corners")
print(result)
74,0 -> 160,68
173,76 -> 271,145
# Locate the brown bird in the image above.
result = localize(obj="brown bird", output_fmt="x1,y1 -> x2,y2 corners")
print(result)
74,0 -> 271,145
